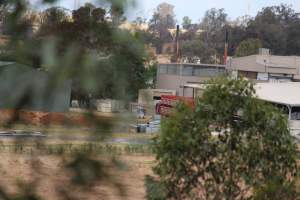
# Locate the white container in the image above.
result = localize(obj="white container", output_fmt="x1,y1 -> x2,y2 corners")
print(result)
92,99 -> 125,113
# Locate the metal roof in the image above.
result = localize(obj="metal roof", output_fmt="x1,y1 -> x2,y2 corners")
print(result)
184,82 -> 300,107
254,82 -> 300,106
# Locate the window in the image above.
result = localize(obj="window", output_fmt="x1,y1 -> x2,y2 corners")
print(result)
159,65 -> 167,74
291,107 -> 300,120
167,65 -> 178,75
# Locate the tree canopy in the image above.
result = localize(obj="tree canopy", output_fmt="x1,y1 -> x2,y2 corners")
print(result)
152,77 -> 298,199
143,3 -> 300,64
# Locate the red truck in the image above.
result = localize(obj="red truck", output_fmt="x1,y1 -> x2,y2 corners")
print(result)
155,95 -> 195,116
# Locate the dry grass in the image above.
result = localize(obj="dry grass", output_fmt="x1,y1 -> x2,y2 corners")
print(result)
0,153 -> 155,200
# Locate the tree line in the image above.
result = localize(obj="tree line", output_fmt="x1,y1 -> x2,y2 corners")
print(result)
140,3 -> 300,64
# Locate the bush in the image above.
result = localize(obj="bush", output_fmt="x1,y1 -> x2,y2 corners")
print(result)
151,77 -> 298,199
145,175 -> 167,200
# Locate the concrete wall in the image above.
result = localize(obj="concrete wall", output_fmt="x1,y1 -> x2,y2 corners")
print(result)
228,55 -> 300,75
156,63 -> 226,97
156,74 -> 210,96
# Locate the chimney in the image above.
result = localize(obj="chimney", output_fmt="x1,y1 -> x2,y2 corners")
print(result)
174,25 -> 180,63
223,29 -> 229,65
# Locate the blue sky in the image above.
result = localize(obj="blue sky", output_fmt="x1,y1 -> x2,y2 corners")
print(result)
37,0 -> 300,23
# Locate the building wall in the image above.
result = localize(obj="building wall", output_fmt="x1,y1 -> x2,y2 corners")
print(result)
0,64 -> 71,112
228,55 -> 300,82
156,63 -> 225,97
156,74 -> 210,96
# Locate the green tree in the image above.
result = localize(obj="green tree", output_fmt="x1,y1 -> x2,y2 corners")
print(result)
235,38 -> 262,57
182,16 -> 192,29
148,2 -> 176,53
39,7 -> 68,32
246,4 -> 298,55
199,8 -> 228,63
152,77 -> 298,199
286,20 -> 300,55
34,3 -> 147,100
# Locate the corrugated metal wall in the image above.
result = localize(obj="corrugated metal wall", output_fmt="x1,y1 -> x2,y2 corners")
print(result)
0,63 -> 71,112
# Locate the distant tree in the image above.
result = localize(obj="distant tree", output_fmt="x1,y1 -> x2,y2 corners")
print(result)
148,2 -> 176,53
199,8 -> 228,63
155,2 -> 176,28
38,7 -> 69,34
151,77 -> 298,199
182,16 -> 192,29
286,19 -> 300,55
235,38 -> 262,57
181,39 -> 204,63
246,4 -> 299,55
133,16 -> 146,25
201,8 -> 227,33
16,3 -> 147,101
0,1 -> 10,27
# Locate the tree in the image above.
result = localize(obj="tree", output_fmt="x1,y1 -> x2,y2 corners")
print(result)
181,39 -> 204,63
53,4 -> 146,100
182,16 -> 192,29
39,7 -> 68,29
148,2 -> 176,53
199,8 -> 228,63
152,77 -> 298,199
201,8 -> 227,34
235,38 -> 262,57
246,4 -> 299,55
286,19 -> 300,55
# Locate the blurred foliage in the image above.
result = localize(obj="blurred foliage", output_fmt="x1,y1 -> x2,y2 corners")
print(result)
151,77 -> 298,199
148,2 -> 176,54
253,178 -> 299,200
182,16 -> 192,29
0,0 -> 148,102
66,153 -> 107,186
0,0 -> 150,199
144,175 -> 166,200
144,62 -> 157,88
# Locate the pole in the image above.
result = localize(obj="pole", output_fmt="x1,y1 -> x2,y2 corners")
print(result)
175,25 -> 180,63
224,29 -> 229,65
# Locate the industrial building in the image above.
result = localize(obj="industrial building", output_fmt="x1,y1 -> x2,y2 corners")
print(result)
156,63 -> 226,97
227,49 -> 300,82
0,62 -> 72,112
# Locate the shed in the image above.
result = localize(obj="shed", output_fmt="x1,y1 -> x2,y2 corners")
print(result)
0,62 -> 72,112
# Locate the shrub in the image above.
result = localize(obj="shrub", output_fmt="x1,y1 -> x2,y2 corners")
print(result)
151,77 -> 298,199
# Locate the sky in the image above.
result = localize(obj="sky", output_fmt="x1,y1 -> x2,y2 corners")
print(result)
35,0 -> 300,23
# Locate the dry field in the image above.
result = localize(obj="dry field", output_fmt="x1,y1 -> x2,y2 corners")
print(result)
0,153 -> 155,200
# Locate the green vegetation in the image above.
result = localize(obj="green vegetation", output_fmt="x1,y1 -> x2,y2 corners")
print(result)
150,78 -> 298,199
235,38 -> 262,57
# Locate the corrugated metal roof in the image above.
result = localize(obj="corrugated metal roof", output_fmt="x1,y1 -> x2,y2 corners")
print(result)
254,82 -> 300,106
184,82 -> 300,107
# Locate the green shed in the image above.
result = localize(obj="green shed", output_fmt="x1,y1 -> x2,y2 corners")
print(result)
0,62 -> 71,112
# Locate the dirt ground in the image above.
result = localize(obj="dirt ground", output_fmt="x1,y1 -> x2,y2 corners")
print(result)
0,153 -> 155,200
